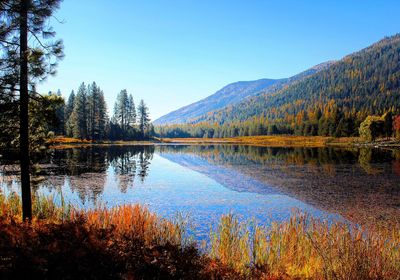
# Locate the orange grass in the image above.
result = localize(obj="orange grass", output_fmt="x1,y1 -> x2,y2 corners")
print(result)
1,193 -> 399,279
46,136 -> 93,144
0,192 -> 184,246
160,135 -> 336,147
210,213 -> 400,279
160,135 -> 400,148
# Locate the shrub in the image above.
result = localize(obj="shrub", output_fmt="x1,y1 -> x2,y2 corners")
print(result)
394,115 -> 400,140
359,116 -> 384,141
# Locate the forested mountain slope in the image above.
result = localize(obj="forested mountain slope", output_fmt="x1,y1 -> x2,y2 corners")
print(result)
156,34 -> 400,138
196,35 -> 400,128
153,79 -> 281,125
154,62 -> 332,125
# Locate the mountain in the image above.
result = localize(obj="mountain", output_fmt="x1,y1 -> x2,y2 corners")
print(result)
153,79 -> 281,125
159,153 -> 279,195
156,34 -> 400,138
192,34 -> 400,129
154,62 -> 333,125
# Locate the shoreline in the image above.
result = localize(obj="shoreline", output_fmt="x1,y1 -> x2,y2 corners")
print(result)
158,136 -> 400,149
1,193 -> 399,279
47,136 -> 400,149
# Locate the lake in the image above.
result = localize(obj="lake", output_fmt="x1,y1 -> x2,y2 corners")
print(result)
1,144 -> 400,239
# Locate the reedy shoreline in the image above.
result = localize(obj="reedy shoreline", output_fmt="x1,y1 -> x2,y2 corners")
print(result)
0,192 -> 399,279
46,135 -> 400,149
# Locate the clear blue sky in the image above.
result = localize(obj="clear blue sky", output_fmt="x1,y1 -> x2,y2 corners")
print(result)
38,0 -> 400,120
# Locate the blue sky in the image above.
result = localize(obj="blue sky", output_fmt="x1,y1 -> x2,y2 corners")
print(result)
38,0 -> 400,120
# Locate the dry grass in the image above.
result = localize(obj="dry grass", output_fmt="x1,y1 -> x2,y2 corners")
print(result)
46,136 -> 93,149
0,192 -> 212,279
47,136 -> 157,149
47,136 -> 93,144
210,213 -> 400,280
1,193 -> 399,279
160,135 -> 336,147
160,135 -> 400,148
0,192 -> 184,247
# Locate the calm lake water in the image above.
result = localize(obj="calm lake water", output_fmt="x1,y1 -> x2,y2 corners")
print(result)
1,145 -> 400,239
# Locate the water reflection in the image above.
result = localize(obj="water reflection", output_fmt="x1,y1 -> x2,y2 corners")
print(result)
158,145 -> 400,226
1,145 -> 399,227
1,146 -> 154,202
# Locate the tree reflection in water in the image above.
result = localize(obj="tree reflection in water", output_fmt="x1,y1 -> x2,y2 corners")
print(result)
107,146 -> 154,192
158,145 -> 400,227
0,146 -> 155,202
1,144 -> 399,226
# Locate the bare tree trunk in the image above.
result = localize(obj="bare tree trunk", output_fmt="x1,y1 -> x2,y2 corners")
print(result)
20,0 -> 32,221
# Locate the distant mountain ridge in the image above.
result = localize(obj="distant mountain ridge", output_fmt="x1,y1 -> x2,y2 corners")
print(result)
153,78 -> 281,125
193,34 -> 400,127
155,34 -> 400,138
154,62 -> 333,125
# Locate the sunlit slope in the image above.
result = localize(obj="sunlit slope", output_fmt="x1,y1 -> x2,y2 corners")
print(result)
193,34 -> 400,125
154,62 -> 332,125
153,79 -> 280,125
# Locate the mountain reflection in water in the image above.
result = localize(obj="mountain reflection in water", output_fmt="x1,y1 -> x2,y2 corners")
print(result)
1,145 -> 399,231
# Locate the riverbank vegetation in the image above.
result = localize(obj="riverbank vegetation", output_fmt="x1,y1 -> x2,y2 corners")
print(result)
159,135 -> 334,147
63,86 -> 154,141
158,135 -> 400,148
0,192 -> 399,279
155,111 -> 400,142
0,85 -> 153,154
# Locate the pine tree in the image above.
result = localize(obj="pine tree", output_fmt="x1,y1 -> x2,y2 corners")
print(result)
138,99 -> 150,139
65,90 -> 75,136
88,82 -> 100,140
127,94 -> 136,127
0,0 -> 64,220
97,90 -> 108,140
72,83 -> 88,139
113,89 -> 129,131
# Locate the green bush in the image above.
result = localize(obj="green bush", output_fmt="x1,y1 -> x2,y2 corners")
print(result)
359,116 -> 384,141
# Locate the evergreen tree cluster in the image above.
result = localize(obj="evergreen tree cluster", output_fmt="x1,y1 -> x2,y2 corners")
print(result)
62,83 -> 152,140
156,35 -> 400,139
64,82 -> 107,140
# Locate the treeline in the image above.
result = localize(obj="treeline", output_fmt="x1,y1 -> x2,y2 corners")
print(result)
155,110 -> 400,140
60,82 -> 153,140
359,112 -> 400,141
156,35 -> 400,139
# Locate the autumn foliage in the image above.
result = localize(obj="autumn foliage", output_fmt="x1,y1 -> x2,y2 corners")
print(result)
0,193 -> 399,279
394,115 -> 400,140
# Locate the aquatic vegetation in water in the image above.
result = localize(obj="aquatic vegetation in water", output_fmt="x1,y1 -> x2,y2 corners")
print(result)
1,193 -> 399,279
210,212 -> 400,279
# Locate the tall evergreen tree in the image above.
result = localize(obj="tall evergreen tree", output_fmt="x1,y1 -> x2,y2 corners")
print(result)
0,0 -> 64,220
127,94 -> 136,127
71,82 -> 88,139
113,89 -> 129,130
88,82 -> 99,140
97,89 -> 107,140
138,99 -> 150,139
65,90 -> 75,136
87,82 -> 108,140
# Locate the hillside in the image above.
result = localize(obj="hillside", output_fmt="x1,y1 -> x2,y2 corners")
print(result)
154,62 -> 333,125
195,35 -> 400,126
156,34 -> 400,138
153,79 -> 281,125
